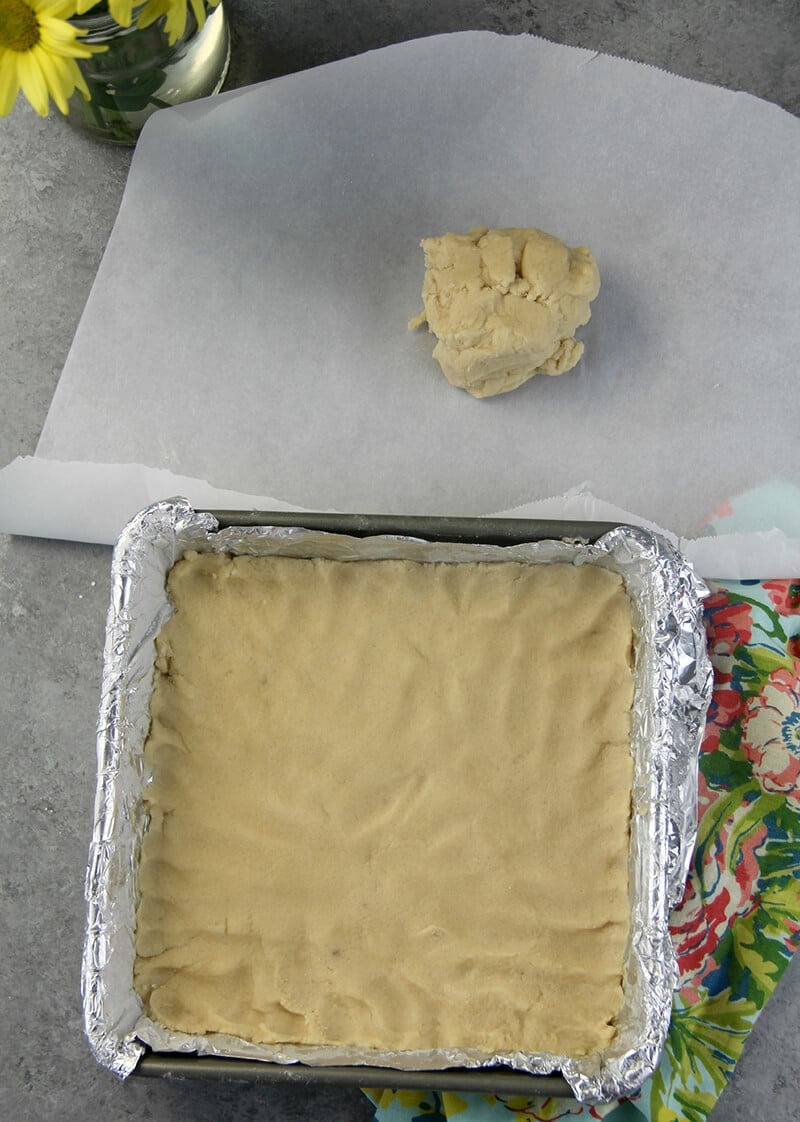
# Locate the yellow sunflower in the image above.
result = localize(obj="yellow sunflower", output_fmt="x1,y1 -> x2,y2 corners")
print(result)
0,0 -> 102,115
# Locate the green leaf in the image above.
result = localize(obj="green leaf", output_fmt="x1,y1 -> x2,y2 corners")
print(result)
86,69 -> 168,113
728,797 -> 778,861
720,590 -> 787,642
700,746 -> 751,791
730,921 -> 781,1000
724,879 -> 800,1006
695,784 -> 760,854
756,841 -> 800,883
734,646 -> 795,697
686,989 -> 757,1045
651,992 -> 759,1119
673,1084 -> 720,1122
760,874 -> 800,917
650,1060 -> 717,1122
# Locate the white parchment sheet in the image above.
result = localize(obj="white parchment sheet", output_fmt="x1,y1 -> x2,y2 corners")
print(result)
2,32 -> 799,567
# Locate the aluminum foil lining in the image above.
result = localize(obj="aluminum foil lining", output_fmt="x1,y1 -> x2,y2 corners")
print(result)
82,498 -> 713,1101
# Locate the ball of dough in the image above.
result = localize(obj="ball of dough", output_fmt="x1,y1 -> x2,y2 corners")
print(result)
409,226 -> 600,398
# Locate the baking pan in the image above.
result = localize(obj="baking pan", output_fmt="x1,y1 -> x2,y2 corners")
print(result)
206,510 -> 621,544
135,1050 -> 573,1094
85,502 -> 711,1101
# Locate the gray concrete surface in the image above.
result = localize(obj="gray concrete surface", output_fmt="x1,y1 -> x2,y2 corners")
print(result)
1,2 -> 798,1120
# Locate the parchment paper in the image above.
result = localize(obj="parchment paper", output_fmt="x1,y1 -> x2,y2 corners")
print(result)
3,32 -> 799,565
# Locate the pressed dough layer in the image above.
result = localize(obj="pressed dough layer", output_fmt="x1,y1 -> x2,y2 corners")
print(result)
134,554 -> 634,1058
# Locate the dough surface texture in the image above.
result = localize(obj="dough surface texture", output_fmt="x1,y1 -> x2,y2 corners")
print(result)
410,226 -> 600,397
135,553 -> 634,1059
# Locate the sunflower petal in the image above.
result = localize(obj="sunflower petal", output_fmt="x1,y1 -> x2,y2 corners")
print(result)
163,3 -> 188,45
190,0 -> 207,31
34,46 -> 70,114
38,20 -> 95,59
0,51 -> 22,116
38,18 -> 87,42
17,52 -> 50,116
72,58 -> 90,100
136,0 -> 171,31
37,0 -> 80,17
108,0 -> 135,26
38,27 -> 95,60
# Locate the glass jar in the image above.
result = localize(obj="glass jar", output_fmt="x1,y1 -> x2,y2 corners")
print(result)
66,2 -> 231,145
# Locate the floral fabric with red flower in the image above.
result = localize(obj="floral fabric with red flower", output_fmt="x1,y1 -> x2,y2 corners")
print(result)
365,579 -> 800,1122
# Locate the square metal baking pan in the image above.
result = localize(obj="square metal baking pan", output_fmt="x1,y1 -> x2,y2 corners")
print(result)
86,503 -> 710,1099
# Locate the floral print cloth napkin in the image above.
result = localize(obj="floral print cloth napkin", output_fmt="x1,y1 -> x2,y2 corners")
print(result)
364,578 -> 800,1122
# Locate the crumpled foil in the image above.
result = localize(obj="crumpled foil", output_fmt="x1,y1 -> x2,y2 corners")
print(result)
82,498 -> 713,1100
